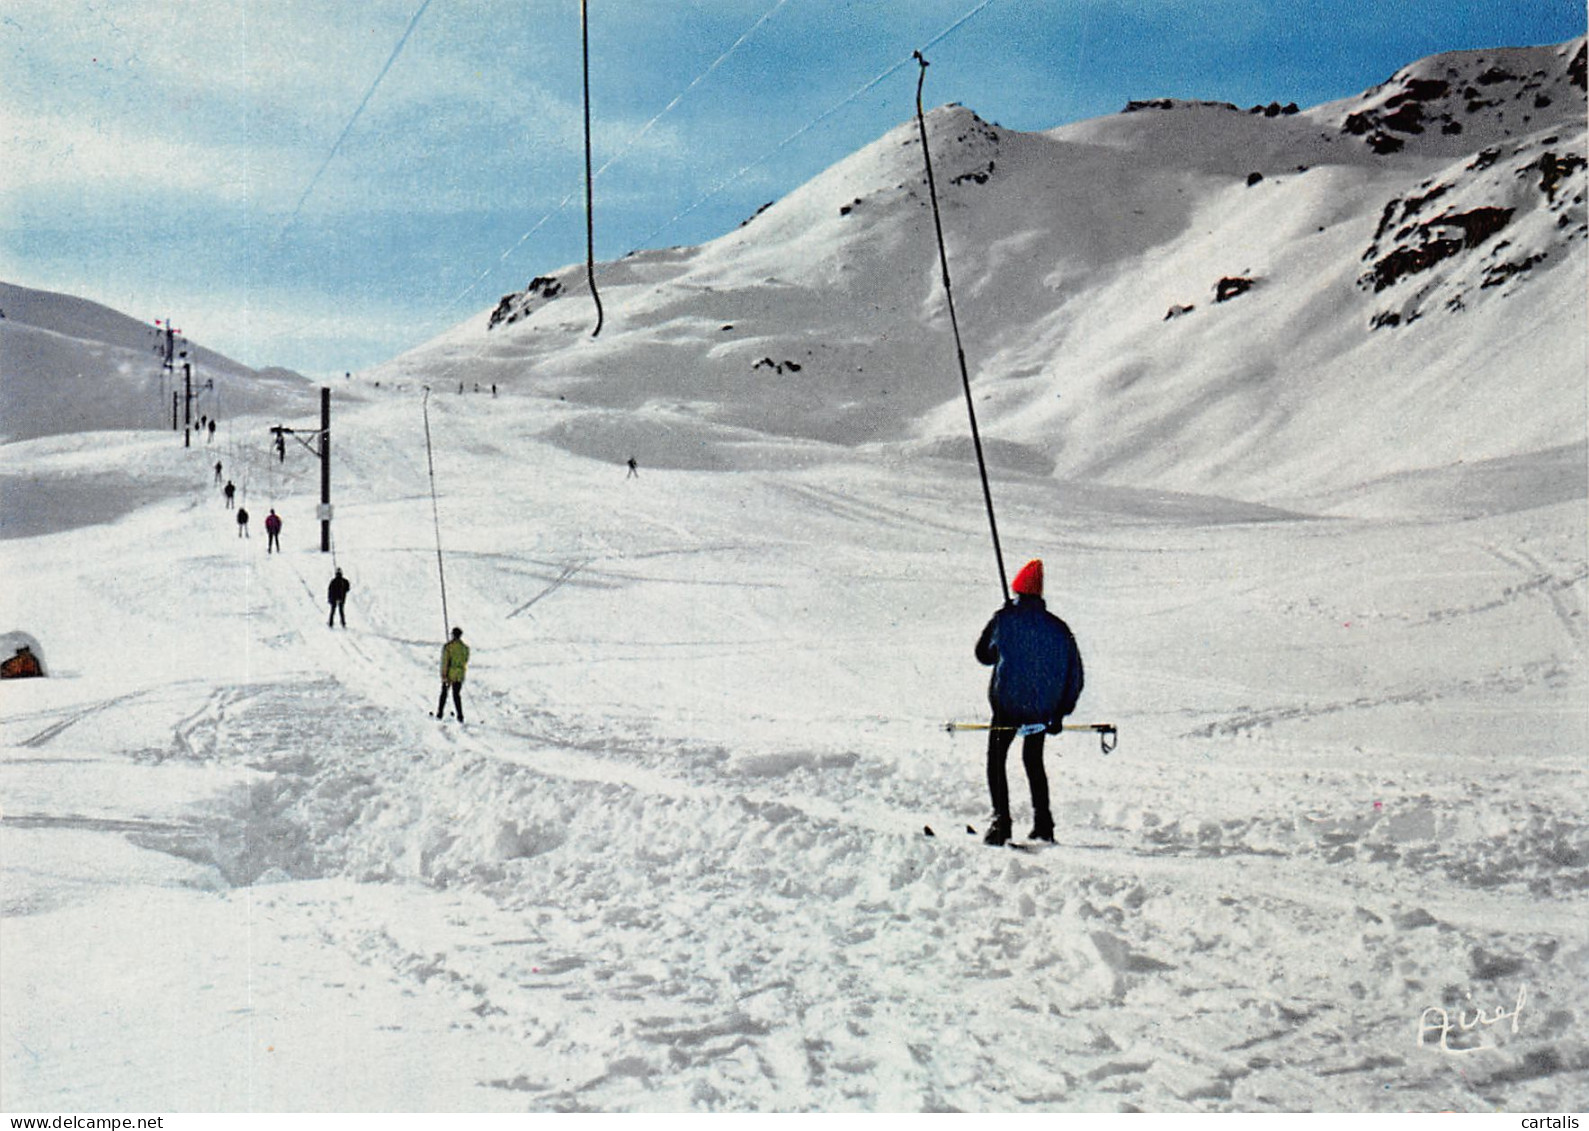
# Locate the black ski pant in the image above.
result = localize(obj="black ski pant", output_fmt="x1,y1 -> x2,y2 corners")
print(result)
328,598 -> 346,627
437,680 -> 464,720
267,531 -> 280,553
986,717 -> 1051,831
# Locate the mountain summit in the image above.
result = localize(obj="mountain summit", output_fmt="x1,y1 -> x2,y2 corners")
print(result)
379,37 -> 1586,513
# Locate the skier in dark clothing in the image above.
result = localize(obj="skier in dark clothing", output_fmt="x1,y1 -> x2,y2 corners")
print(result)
223,480 -> 235,508
236,506 -> 250,538
974,559 -> 1084,846
264,509 -> 282,553
214,460 -> 223,484
626,457 -> 639,479
327,568 -> 351,627
437,628 -> 469,722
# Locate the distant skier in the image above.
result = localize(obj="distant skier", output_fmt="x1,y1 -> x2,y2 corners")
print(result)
214,460 -> 223,484
236,506 -> 250,538
974,559 -> 1084,846
207,419 -> 217,443
264,509 -> 282,553
437,628 -> 470,722
626,457 -> 639,479
223,480 -> 235,508
327,568 -> 351,627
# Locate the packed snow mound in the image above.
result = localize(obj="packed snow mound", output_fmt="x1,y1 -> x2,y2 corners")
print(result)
370,38 -> 1585,513
0,281 -> 315,442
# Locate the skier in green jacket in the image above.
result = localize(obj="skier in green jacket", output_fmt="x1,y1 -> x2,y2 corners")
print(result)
436,627 -> 470,722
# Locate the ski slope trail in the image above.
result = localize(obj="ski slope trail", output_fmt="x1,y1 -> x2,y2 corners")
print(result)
5,392 -> 1585,1111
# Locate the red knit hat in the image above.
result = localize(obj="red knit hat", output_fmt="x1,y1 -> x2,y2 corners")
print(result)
1012,559 -> 1044,596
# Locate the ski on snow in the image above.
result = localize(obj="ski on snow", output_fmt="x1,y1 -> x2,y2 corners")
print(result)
922,824 -> 1057,851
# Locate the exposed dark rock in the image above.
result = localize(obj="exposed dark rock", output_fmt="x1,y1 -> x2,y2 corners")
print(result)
1125,98 -> 1240,114
1246,172 -> 1264,186
1482,252 -> 1547,288
1361,207 -> 1514,292
1164,303 -> 1195,320
1387,78 -> 1451,105
1214,277 -> 1255,302
489,275 -> 564,329
1372,200 -> 1401,243
1363,240 -> 1460,292
1381,101 -> 1427,134
752,358 -> 804,376
1442,207 -> 1516,246
487,294 -> 515,330
1397,182 -> 1452,226
1538,151 -> 1587,203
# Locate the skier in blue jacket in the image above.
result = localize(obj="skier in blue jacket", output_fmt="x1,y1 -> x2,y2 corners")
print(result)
975,559 -> 1084,846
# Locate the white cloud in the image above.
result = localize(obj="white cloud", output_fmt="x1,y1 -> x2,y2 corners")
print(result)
0,106 -> 254,202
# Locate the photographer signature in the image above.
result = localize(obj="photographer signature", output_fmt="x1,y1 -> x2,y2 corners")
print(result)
1417,986 -> 1526,1055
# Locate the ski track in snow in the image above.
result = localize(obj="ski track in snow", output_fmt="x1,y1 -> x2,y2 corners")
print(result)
4,415 -> 1585,1112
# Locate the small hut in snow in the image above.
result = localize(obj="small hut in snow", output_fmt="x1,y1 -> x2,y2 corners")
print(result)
0,631 -> 46,679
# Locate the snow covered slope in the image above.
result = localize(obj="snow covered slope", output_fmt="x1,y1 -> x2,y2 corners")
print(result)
377,37 -> 1586,514
2,37 -> 1586,1116
0,281 -> 318,537
0,281 -> 314,443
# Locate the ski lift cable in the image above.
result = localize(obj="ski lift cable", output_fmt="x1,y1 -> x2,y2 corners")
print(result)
581,0 -> 605,337
914,49 -> 1008,602
421,387 -> 451,640
272,0 -> 438,248
427,0 -> 996,387
630,0 -> 1000,254
444,0 -> 794,316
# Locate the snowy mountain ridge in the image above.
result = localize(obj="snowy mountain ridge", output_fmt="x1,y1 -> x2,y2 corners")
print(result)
0,280 -> 314,444
384,36 -> 1587,514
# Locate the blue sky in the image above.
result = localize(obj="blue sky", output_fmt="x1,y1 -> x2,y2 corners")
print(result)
4,0 -> 1584,376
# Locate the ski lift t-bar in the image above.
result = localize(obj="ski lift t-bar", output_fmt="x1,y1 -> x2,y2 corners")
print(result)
944,721 -> 1119,754
913,49 -> 1009,603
